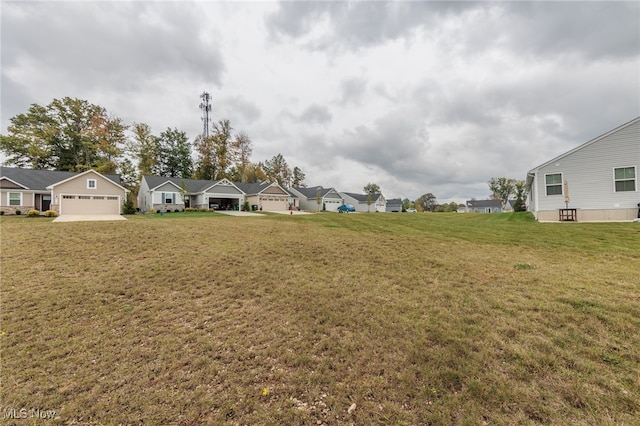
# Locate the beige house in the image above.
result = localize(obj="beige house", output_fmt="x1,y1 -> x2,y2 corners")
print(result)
1,167 -> 126,215
235,181 -> 291,211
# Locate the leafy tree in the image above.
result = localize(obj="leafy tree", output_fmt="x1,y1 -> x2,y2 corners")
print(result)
402,198 -> 412,211
129,122 -> 158,178
0,97 -> 126,172
263,154 -> 290,186
416,193 -> 437,212
212,119 -> 232,180
292,166 -> 306,188
156,128 -> 192,178
488,177 -> 517,205
364,182 -> 380,194
513,180 -> 527,212
230,132 -> 253,183
193,135 -> 217,180
118,158 -> 139,194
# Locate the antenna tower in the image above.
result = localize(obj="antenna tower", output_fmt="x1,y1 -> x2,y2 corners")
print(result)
199,92 -> 212,138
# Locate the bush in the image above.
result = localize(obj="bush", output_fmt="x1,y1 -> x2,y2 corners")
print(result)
27,209 -> 40,217
149,209 -> 156,214
0,210 -> 4,215
122,194 -> 136,215
185,207 -> 198,212
242,201 -> 250,212
45,210 -> 58,217
15,210 -> 21,215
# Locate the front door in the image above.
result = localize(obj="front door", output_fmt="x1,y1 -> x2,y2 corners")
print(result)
41,195 -> 51,211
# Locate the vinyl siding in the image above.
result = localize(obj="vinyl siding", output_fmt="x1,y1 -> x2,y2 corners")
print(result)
534,119 -> 639,212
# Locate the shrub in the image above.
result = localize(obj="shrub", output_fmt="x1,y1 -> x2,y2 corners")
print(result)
185,207 -> 198,212
27,209 -> 40,217
15,210 -> 21,215
0,210 -> 4,215
45,210 -> 58,217
122,194 -> 136,215
149,209 -> 156,214
242,201 -> 250,212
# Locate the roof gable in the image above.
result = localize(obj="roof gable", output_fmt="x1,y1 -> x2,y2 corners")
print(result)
528,116 -> 640,173
46,169 -> 127,191
0,167 -> 121,191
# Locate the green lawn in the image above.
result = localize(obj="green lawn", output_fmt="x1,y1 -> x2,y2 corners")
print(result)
1,212 -> 639,424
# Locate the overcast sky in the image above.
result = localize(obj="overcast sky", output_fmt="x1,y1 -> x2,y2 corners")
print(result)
2,1 -> 639,202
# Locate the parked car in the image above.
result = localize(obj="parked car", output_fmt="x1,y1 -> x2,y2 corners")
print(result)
406,208 -> 417,213
337,204 -> 356,213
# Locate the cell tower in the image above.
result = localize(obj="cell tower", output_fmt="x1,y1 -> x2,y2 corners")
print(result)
199,92 -> 212,138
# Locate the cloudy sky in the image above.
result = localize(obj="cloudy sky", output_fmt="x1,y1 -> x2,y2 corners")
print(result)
2,1 -> 639,202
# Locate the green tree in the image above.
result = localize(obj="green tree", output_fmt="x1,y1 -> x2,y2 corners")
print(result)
513,180 -> 527,212
0,97 -> 126,172
193,134 -> 217,180
129,122 -> 158,178
263,154 -> 290,186
291,166 -> 306,188
230,132 -> 253,183
488,177 -> 517,205
363,182 -> 381,194
416,193 -> 437,212
156,128 -> 192,178
213,119 -> 232,180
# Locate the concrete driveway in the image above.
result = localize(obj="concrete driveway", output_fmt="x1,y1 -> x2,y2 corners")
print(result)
217,211 -> 265,217
53,215 -> 127,222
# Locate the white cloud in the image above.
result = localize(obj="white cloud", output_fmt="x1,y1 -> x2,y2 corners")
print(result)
2,0 -> 639,203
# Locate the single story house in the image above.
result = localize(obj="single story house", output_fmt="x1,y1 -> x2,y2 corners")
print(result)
235,181 -> 291,211
466,199 -> 504,213
289,186 -> 344,212
386,198 -> 403,212
526,117 -> 639,222
340,192 -> 387,212
138,175 -> 245,212
0,167 -> 126,215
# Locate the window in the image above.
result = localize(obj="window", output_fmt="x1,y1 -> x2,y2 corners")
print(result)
62,195 -> 76,199
9,192 -> 21,206
545,173 -> 563,195
87,179 -> 97,189
107,196 -> 119,200
162,193 -> 174,204
93,196 -> 104,200
614,167 -> 636,192
79,196 -> 91,200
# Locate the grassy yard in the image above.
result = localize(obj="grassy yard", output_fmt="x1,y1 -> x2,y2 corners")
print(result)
1,212 -> 639,425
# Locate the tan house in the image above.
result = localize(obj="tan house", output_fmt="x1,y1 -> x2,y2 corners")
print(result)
235,181 -> 291,211
0,167 -> 126,215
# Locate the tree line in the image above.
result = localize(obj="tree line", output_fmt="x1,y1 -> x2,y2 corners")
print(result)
0,97 -> 306,194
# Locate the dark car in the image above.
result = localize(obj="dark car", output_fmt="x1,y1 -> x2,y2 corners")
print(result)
337,204 -> 356,213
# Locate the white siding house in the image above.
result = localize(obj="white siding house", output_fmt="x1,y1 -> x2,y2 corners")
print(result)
526,117 -> 640,222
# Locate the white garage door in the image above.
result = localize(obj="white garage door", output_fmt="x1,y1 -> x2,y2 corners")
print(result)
324,200 -> 342,211
60,195 -> 120,215
260,196 -> 288,211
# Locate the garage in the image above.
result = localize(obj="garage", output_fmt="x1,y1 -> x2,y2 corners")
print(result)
259,195 -> 288,211
60,194 -> 121,215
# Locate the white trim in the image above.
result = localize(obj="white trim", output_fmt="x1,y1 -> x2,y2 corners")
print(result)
8,191 -> 22,206
612,165 -> 637,193
59,193 -> 121,215
544,172 -> 563,196
46,169 -> 128,192
0,176 -> 28,189
87,178 -> 97,189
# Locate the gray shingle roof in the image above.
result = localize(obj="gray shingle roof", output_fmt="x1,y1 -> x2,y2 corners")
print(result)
0,167 -> 121,190
342,192 -> 381,202
292,186 -> 334,198
142,175 -> 228,193
466,199 -> 503,208
234,181 -> 271,195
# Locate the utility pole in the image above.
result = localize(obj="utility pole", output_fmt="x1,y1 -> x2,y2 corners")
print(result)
199,92 -> 212,138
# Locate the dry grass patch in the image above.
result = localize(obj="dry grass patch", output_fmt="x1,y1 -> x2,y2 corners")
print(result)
1,213 -> 639,424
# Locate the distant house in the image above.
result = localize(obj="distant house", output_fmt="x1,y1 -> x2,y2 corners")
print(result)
235,181 -> 290,211
1,167 -> 126,215
466,199 -> 503,213
386,198 -> 403,212
138,175 -> 244,212
526,117 -> 639,222
289,186 -> 344,212
340,192 -> 387,212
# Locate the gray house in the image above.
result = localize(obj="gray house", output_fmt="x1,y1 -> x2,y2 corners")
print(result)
466,199 -> 503,213
386,198 -> 403,212
340,192 -> 387,212
526,117 -> 639,222
289,186 -> 344,212
138,175 -> 244,212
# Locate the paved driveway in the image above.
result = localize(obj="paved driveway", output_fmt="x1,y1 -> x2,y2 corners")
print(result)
53,215 -> 127,222
217,211 -> 265,217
